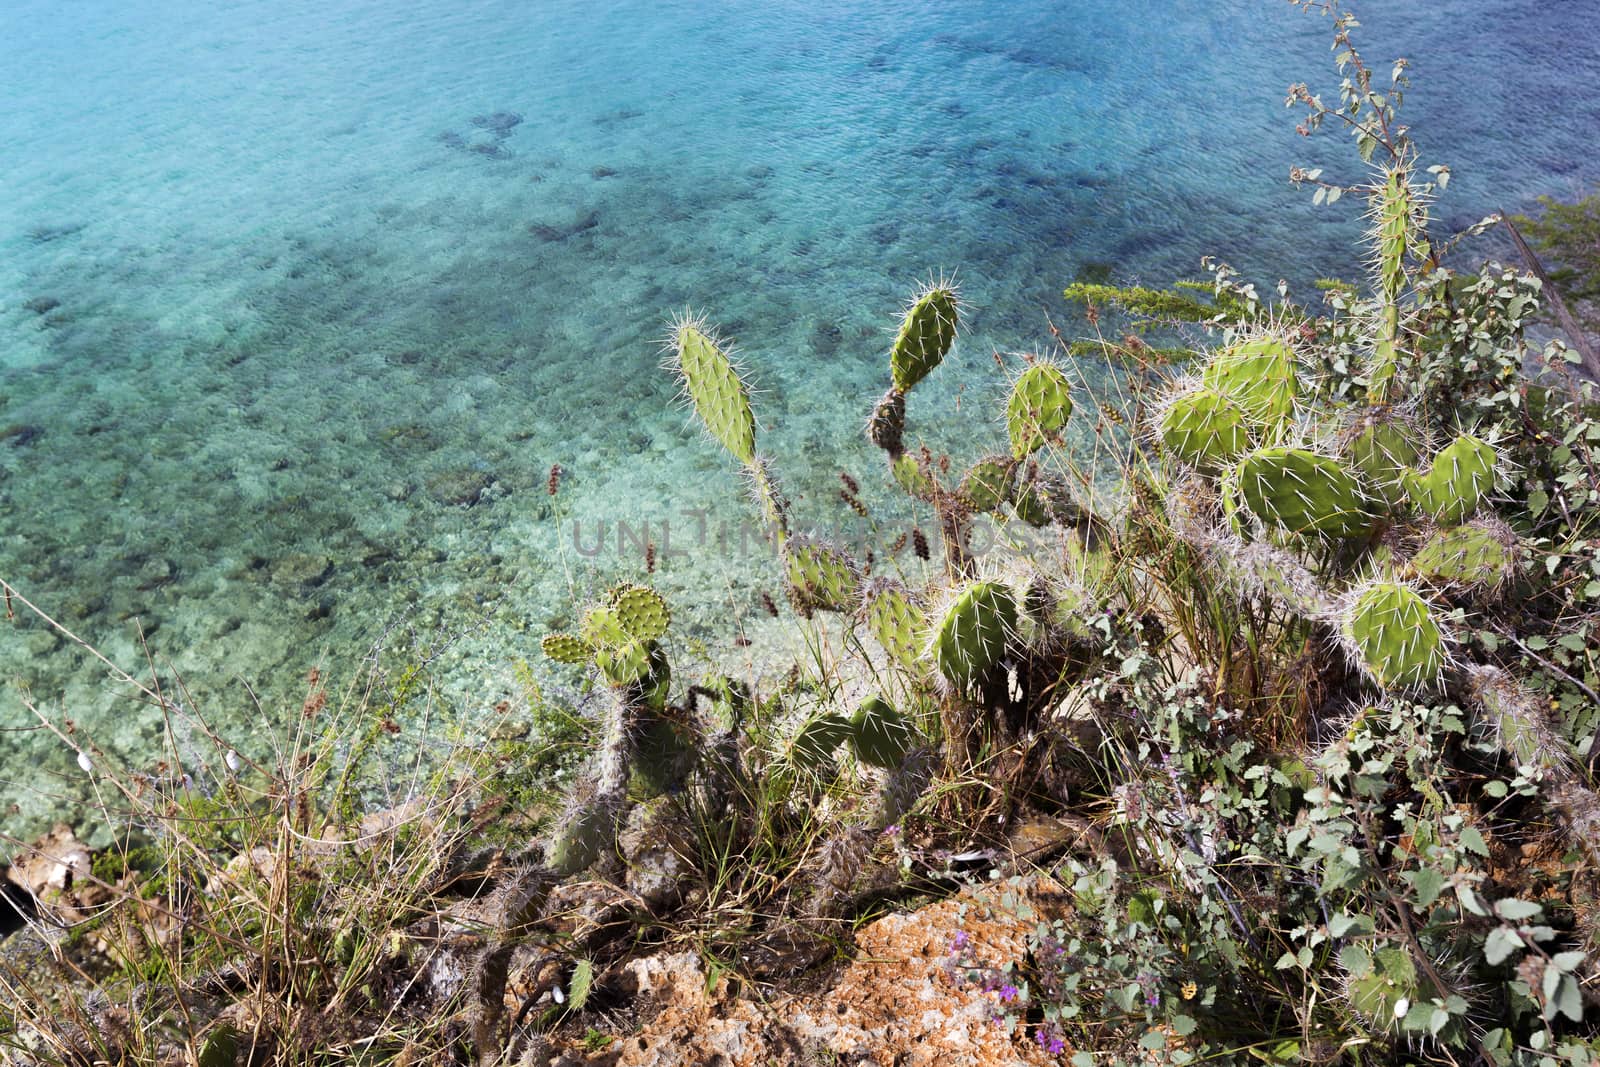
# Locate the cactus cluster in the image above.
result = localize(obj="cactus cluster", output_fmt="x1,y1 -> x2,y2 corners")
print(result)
1148,322 -> 1518,691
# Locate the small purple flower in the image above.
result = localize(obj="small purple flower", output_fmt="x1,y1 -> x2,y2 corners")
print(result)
998,983 -> 1020,1003
1034,1028 -> 1067,1055
949,930 -> 970,953
882,823 -> 900,837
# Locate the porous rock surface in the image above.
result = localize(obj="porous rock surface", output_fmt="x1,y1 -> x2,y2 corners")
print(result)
568,881 -> 1063,1066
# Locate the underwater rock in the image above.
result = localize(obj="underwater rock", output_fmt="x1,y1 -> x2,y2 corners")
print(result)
437,130 -> 466,150
133,556 -> 175,590
470,111 -> 523,137
425,467 -> 493,507
22,296 -> 60,316
469,142 -> 509,160
529,210 -> 600,242
270,553 -> 332,589
1,424 -> 43,448
25,222 -> 84,245
809,320 -> 843,358
591,165 -> 619,179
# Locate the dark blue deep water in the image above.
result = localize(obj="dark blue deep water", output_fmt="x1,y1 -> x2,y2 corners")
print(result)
3,0 -> 1598,831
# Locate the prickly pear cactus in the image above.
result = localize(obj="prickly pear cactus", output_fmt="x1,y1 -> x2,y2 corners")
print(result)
1340,412 -> 1422,509
546,584 -> 674,699
1341,943 -> 1447,1038
546,796 -> 623,878
958,456 -> 1017,514
1156,383 -> 1252,469
929,580 -> 1018,690
1341,579 -> 1448,689
1224,447 -> 1374,538
1410,520 -> 1517,589
890,452 -> 936,499
889,285 -> 959,393
541,633 -> 592,664
791,713 -> 852,769
612,584 -> 671,641
670,317 -> 758,465
784,536 -> 861,616
1006,362 -> 1073,459
1404,433 -> 1497,525
1200,334 -> 1298,431
862,579 -> 926,671
848,696 -> 917,769
1368,167 -> 1414,404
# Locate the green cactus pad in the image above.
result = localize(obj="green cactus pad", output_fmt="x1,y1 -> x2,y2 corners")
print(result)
890,453 -> 936,499
1225,447 -> 1374,538
790,713 -> 851,769
673,320 -> 757,465
1006,363 -> 1074,459
889,286 -> 959,393
546,798 -> 621,877
784,536 -> 861,615
1404,433 -> 1497,524
1411,521 -> 1516,588
862,580 -> 926,671
930,580 -> 1018,689
632,710 -> 696,795
1157,385 -> 1252,468
1008,474 -> 1052,527
848,696 -> 918,770
542,633 -> 593,665
579,605 -> 632,649
958,456 -> 1017,514
867,388 -> 907,458
595,639 -> 671,704
1342,580 -> 1447,689
610,584 -> 671,641
1201,335 -> 1298,430
1341,942 -> 1451,1038
1341,414 -> 1422,509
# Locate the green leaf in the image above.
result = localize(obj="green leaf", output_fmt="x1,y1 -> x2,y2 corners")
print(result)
1140,1031 -> 1169,1051
1495,898 -> 1543,921
1484,927 -> 1523,966
1460,826 -> 1489,857
1408,867 -> 1444,908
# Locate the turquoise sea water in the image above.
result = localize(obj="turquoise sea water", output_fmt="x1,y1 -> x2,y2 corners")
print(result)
3,0 -> 1598,834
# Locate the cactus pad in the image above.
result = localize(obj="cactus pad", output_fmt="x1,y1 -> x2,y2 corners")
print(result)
890,453 -> 936,499
1341,579 -> 1447,689
784,536 -> 861,616
611,584 -> 671,641
862,579 -> 926,671
848,696 -> 918,770
672,319 -> 757,465
867,388 -> 907,458
1404,433 -> 1497,524
546,795 -> 622,877
791,713 -> 851,769
1006,362 -> 1074,458
1411,520 -> 1517,589
1201,335 -> 1298,430
1341,414 -> 1422,509
1225,447 -> 1374,538
958,456 -> 1017,514
889,285 -> 959,393
1156,384 -> 1252,468
929,580 -> 1018,689
542,633 -> 593,664
1342,943 -> 1438,1036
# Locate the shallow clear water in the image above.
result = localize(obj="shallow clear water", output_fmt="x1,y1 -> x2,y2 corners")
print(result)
3,0 -> 1598,833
